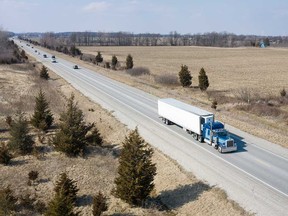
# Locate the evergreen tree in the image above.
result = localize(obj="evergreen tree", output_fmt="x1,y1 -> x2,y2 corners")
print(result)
114,128 -> 156,206
92,192 -> 108,216
31,89 -> 54,131
45,189 -> 78,216
95,52 -> 103,64
53,94 -> 94,156
178,65 -> 192,87
126,54 -> 133,69
198,67 -> 209,91
54,173 -> 79,204
8,112 -> 34,155
40,66 -> 50,80
86,128 -> 103,147
111,55 -> 118,69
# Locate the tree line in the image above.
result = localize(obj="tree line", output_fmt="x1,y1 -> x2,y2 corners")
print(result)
17,31 -> 288,47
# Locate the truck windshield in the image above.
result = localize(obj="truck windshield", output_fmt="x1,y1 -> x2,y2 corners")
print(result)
216,131 -> 227,136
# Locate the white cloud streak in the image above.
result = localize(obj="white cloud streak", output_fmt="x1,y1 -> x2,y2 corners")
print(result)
83,1 -> 110,12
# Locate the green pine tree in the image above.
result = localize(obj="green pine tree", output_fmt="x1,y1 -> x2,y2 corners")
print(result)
40,66 -> 50,80
45,189 -> 78,216
198,67 -> 209,91
178,65 -> 192,87
111,55 -> 118,69
53,94 -> 94,156
86,127 -> 103,147
54,173 -> 79,204
92,192 -> 108,216
31,89 -> 54,131
8,111 -> 34,155
95,52 -> 103,64
126,54 -> 133,69
114,128 -> 156,206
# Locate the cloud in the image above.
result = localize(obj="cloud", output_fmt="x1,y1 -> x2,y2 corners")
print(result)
83,1 -> 110,12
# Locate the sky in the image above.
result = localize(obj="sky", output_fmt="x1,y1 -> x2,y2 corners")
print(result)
0,0 -> 288,36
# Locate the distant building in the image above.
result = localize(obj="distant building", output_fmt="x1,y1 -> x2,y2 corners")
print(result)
259,41 -> 266,48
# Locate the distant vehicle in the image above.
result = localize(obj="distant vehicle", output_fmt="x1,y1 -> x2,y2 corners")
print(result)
158,98 -> 237,153
35,50 -> 37,52
73,65 -> 79,69
43,54 -> 47,58
51,55 -> 56,59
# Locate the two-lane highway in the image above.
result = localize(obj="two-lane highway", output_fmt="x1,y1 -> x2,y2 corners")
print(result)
19,41 -> 288,215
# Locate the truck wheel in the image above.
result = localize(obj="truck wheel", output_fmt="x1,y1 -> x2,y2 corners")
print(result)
193,134 -> 198,140
218,147 -> 222,153
198,136 -> 203,143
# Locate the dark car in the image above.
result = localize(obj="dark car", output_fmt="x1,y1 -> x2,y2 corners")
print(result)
43,54 -> 47,58
73,65 -> 79,69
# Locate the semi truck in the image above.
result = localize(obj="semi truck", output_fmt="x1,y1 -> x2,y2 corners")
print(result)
158,98 -> 237,153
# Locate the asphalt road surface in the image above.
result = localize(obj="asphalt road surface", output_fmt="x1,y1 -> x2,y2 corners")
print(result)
17,40 -> 288,216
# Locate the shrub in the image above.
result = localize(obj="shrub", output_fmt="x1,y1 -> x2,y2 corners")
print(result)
280,88 -> 286,97
126,67 -> 150,76
0,186 -> 17,215
198,67 -> 209,91
105,62 -> 110,69
114,128 -> 156,206
211,100 -> 218,109
28,170 -> 39,182
126,54 -> 133,69
178,65 -> 192,87
92,192 -> 108,216
5,115 -> 12,127
0,143 -> 12,165
154,74 -> 179,85
53,94 -> 94,156
8,111 -> 34,155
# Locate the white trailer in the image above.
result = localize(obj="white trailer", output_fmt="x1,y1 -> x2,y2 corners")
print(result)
158,98 -> 214,135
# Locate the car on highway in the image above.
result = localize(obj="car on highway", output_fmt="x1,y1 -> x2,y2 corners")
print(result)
73,65 -> 79,69
43,54 -> 47,58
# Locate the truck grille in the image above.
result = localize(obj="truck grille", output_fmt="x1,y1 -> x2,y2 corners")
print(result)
227,140 -> 234,147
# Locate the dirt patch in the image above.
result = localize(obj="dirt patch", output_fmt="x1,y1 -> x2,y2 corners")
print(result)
0,62 -> 251,215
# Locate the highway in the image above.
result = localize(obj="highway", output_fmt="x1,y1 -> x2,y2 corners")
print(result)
17,40 -> 288,215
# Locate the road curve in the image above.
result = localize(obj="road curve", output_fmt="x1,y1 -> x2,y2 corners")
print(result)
17,40 -> 288,216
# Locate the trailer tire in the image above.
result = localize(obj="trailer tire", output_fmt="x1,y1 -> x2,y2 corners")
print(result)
193,133 -> 198,140
218,147 -> 222,153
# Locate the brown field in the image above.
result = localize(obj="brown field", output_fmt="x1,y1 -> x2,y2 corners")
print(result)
0,61 -> 250,215
76,46 -> 288,147
80,46 -> 288,94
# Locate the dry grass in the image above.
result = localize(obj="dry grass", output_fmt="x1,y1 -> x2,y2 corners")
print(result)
0,62 -> 251,215
80,46 -> 288,94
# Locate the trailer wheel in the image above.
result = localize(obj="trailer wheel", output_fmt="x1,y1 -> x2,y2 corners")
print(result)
218,147 -> 222,153
193,133 -> 198,140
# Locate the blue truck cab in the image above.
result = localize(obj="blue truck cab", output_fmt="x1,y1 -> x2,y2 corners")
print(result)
202,122 -> 237,153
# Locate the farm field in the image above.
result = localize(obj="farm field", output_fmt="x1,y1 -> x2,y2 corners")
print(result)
80,46 -> 288,93
77,46 -> 288,147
